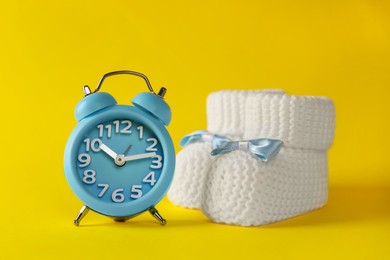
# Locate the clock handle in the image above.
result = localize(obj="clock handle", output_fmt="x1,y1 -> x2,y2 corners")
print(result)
93,70 -> 155,94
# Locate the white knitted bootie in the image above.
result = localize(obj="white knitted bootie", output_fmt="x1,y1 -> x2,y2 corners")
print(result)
201,93 -> 335,226
168,90 -> 284,208
168,90 -> 248,208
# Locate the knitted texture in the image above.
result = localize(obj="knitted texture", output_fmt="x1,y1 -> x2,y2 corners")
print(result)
245,94 -> 335,149
168,90 -> 284,208
207,89 -> 285,140
202,93 -> 335,226
168,142 -> 213,208
202,148 -> 328,226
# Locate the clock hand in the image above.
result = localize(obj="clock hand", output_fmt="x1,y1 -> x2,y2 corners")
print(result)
123,144 -> 132,155
122,152 -> 157,162
99,143 -> 118,159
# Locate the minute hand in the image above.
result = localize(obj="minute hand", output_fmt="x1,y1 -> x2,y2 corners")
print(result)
123,152 -> 156,162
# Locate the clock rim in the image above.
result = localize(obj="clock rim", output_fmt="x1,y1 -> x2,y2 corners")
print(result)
64,105 -> 175,217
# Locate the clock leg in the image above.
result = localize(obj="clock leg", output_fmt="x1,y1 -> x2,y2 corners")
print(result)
73,205 -> 90,226
149,207 -> 166,226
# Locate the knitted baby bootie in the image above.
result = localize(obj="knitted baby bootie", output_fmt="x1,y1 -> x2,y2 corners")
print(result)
168,90 -> 249,208
201,93 -> 335,226
168,90 -> 284,208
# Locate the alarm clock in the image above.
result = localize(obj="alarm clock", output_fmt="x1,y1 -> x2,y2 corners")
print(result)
64,71 -> 175,226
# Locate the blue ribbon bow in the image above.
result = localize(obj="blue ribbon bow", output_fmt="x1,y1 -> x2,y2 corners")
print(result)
180,130 -> 232,148
211,138 -> 283,162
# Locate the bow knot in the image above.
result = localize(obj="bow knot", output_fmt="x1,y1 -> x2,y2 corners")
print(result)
180,131 -> 232,148
211,139 -> 283,162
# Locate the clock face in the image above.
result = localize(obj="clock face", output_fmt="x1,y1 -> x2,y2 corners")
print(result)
76,118 -> 164,205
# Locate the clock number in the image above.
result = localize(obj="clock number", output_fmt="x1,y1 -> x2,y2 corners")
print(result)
146,138 -> 158,151
113,120 -> 132,134
105,124 -> 112,138
150,155 -> 163,169
91,138 -> 102,152
97,184 -> 109,198
98,121 -> 132,137
78,153 -> 91,167
97,124 -> 104,138
113,120 -> 120,133
137,126 -> 143,139
130,185 -> 143,199
83,170 -> 96,184
83,138 -> 91,152
83,138 -> 101,152
120,120 -> 132,134
97,123 -> 111,137
112,188 -> 125,203
143,171 -> 156,186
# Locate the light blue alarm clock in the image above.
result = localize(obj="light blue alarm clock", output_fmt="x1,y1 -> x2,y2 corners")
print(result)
64,71 -> 175,226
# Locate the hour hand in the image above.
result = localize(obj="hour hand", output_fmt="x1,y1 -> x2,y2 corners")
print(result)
123,152 -> 156,162
99,143 -> 118,159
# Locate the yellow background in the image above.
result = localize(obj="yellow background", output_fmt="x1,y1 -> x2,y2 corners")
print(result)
1,0 -> 389,259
